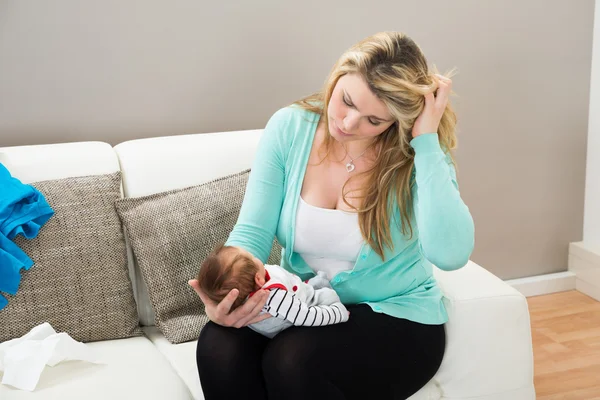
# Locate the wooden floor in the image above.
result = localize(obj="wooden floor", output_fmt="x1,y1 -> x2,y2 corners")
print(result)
528,290 -> 600,399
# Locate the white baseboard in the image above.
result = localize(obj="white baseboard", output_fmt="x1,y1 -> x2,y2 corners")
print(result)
506,271 -> 576,297
575,278 -> 600,301
569,241 -> 600,301
502,242 -> 600,299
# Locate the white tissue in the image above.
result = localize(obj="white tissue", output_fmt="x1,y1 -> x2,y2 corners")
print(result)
0,322 -> 101,391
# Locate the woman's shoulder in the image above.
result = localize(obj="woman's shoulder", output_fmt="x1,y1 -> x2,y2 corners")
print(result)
267,103 -> 321,128
262,104 -> 321,153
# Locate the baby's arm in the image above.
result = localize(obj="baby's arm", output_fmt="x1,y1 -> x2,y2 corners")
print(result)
264,288 -> 349,327
306,271 -> 331,290
300,274 -> 341,307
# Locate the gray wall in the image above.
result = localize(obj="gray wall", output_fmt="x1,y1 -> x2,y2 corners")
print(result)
0,0 -> 594,280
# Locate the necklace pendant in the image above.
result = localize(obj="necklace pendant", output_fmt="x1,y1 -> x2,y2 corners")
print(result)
346,161 -> 355,173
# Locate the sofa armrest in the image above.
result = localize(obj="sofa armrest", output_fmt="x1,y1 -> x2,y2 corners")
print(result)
432,260 -> 536,400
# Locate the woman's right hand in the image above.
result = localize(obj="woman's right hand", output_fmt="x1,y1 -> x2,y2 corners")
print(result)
188,279 -> 272,328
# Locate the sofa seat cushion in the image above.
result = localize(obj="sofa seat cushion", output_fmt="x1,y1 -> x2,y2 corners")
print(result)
0,335 -> 192,399
143,326 -> 203,400
433,261 -> 536,399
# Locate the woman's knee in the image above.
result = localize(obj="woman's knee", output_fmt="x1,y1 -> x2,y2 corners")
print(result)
262,329 -> 318,383
196,322 -> 231,372
197,323 -> 270,399
196,322 -> 263,373
263,328 -> 347,400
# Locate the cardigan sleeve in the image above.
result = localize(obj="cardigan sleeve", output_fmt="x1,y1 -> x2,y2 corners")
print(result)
410,133 -> 475,271
225,108 -> 291,263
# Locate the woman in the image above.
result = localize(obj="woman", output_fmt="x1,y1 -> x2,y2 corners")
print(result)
189,31 -> 474,400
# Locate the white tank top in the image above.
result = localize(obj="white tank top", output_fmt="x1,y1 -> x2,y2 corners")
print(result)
293,196 -> 365,280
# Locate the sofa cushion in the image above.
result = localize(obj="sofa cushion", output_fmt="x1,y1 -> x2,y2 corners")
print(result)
0,172 -> 142,343
115,169 -> 282,344
0,334 -> 193,399
432,262 -> 536,399
113,130 -> 264,326
144,326 -> 201,399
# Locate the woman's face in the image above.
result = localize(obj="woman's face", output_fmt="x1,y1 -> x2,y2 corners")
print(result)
327,73 -> 395,143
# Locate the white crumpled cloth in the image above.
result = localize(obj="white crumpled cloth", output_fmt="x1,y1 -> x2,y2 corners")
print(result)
0,322 -> 101,391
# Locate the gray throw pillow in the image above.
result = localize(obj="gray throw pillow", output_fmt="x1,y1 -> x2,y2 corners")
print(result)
115,169 -> 282,344
0,172 -> 142,343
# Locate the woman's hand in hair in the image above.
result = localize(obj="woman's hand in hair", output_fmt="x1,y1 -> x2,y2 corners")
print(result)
412,74 -> 452,138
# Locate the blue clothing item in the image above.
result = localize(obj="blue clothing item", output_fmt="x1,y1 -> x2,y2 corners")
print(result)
0,163 -> 54,309
226,106 -> 475,326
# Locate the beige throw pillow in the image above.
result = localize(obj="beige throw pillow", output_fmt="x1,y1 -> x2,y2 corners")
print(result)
115,169 -> 281,344
0,172 -> 141,343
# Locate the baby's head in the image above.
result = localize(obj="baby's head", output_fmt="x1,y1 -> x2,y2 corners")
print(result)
197,244 -> 267,311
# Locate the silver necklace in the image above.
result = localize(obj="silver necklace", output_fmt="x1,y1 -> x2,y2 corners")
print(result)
343,143 -> 372,173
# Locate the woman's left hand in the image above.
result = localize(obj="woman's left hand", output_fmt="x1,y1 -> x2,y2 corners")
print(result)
411,74 -> 452,138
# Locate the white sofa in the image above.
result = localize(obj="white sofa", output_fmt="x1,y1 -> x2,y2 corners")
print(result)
0,129 -> 536,400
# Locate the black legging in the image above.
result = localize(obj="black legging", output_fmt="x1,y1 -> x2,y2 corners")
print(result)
196,304 -> 445,400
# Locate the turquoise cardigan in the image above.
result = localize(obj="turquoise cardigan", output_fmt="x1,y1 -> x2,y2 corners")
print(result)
226,105 -> 475,325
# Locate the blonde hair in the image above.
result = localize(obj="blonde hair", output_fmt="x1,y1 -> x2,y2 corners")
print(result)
294,31 -> 458,259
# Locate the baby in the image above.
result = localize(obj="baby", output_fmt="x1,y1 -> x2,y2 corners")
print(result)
197,243 -> 349,338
